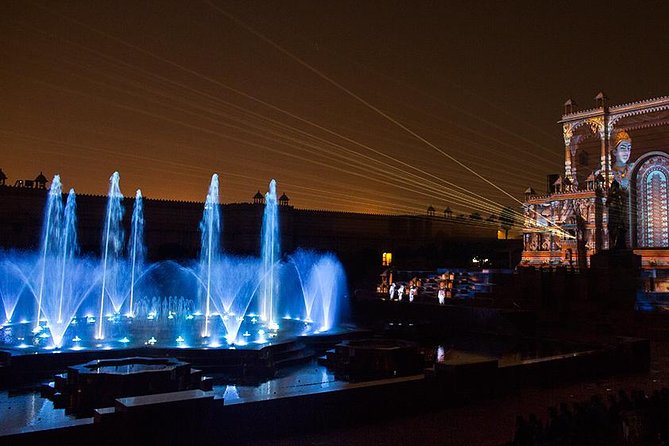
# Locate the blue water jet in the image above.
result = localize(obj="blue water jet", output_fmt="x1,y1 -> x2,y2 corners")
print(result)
127,189 -> 145,317
199,174 -> 221,338
97,172 -> 124,339
36,175 -> 63,331
260,179 -> 280,329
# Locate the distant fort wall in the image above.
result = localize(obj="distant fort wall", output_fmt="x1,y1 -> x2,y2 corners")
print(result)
0,186 -> 504,276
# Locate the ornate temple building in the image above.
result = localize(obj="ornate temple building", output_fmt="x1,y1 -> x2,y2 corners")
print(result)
521,94 -> 669,274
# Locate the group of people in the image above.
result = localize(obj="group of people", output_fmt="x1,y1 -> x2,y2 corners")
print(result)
387,279 -> 452,305
387,281 -> 419,302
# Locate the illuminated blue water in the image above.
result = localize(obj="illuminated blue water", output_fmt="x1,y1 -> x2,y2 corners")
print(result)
0,174 -> 347,350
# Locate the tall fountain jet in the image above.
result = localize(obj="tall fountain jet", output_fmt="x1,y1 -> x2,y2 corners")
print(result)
127,189 -> 145,317
45,188 -> 81,347
97,172 -> 125,340
35,175 -> 63,331
260,179 -> 280,329
199,174 -> 221,338
58,189 -> 78,324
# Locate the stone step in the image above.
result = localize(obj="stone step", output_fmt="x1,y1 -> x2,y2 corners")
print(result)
93,406 -> 116,423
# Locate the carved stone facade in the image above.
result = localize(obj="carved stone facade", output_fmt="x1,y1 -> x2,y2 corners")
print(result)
522,95 -> 669,270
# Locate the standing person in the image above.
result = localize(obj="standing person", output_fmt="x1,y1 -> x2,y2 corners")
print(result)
438,287 -> 446,305
388,282 -> 396,301
409,284 -> 417,302
397,284 -> 405,301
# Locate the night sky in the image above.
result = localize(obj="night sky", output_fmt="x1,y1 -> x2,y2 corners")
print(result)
2,0 -> 668,217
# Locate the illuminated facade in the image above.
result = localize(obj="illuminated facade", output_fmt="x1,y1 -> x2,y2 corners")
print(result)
522,94 -> 669,272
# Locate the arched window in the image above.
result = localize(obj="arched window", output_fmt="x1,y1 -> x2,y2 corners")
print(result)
636,156 -> 669,248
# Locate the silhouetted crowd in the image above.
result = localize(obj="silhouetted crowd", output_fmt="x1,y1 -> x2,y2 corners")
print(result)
512,389 -> 669,445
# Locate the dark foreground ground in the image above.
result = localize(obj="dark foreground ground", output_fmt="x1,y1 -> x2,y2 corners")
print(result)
243,338 -> 669,446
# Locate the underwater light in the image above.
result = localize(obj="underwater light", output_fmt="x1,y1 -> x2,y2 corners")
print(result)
193,311 -> 202,316
146,337 -> 157,346
18,343 -> 29,349
186,314 -> 194,320
251,317 -> 258,324
32,326 -> 42,334
119,337 -> 130,344
20,319 -> 29,324
70,345 -> 84,351
72,336 -> 82,342
243,331 -> 251,337
268,321 -> 279,331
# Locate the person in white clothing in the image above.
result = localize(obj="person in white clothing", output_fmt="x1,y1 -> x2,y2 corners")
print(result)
438,288 -> 446,305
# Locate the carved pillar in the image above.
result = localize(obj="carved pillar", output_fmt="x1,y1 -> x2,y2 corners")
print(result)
600,122 -> 608,184
563,123 -> 573,179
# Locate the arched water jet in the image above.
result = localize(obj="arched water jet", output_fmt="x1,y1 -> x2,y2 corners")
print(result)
287,251 -> 315,321
46,258 -> 100,348
288,250 -> 346,331
0,255 -> 36,324
205,256 -> 259,344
